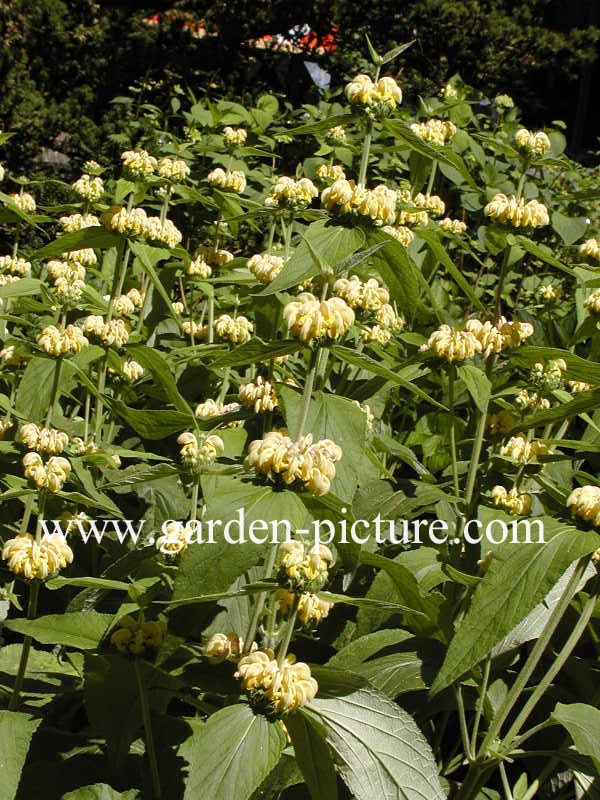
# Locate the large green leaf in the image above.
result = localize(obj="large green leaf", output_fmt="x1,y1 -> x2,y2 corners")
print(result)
171,474 -> 307,602
84,655 -> 179,773
307,670 -> 445,800
180,704 -> 286,800
278,387 -> 368,503
5,611 -> 113,650
430,518 -> 600,694
62,786 -> 138,800
126,344 -> 192,414
364,228 -> 419,312
258,220 -> 364,295
35,227 -> 122,259
551,211 -> 588,245
286,710 -> 338,800
416,228 -> 485,312
0,278 -> 43,299
331,346 -> 445,408
551,703 -> 600,775
111,402 -> 192,439
0,710 -> 41,800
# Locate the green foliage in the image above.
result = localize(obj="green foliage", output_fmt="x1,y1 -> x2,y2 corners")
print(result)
2,50 -> 600,800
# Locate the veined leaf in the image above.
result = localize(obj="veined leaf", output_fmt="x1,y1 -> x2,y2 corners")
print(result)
180,704 -> 286,800
5,611 -> 113,650
430,518 -> 600,694
307,669 -> 445,800
0,710 -> 41,800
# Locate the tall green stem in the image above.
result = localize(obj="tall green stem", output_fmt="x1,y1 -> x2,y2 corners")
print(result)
357,121 -> 373,189
500,580 -> 598,752
243,544 -> 279,654
448,365 -> 460,497
9,492 -> 47,710
277,601 -> 298,667
477,557 -> 589,757
296,349 -> 319,439
45,358 -> 63,427
134,659 -> 161,799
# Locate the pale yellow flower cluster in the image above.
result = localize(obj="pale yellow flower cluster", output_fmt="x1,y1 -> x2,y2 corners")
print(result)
53,268 -> 86,304
106,207 -> 148,236
265,176 -> 318,211
47,261 -> 85,283
247,253 -> 285,284
245,431 -> 342,496
275,589 -> 333,626
410,118 -> 457,146
463,317 -> 534,358
105,206 -> 182,247
111,615 -> 166,656
2,532 -> 73,581
82,316 -> 130,348
361,303 -> 405,345
0,163 -> 4,182
223,126 -> 248,147
72,174 -> 104,201
439,217 -> 467,235
9,192 -> 36,213
121,359 -> 144,382
0,417 -> 11,437
279,540 -> 333,589
215,314 -> 254,344
71,437 -> 98,456
333,275 -> 389,310
514,128 -> 551,157
567,485 -> 600,527
568,380 -> 595,393
491,485 -> 532,515
235,649 -> 318,714
59,212 -> 100,231
207,167 -> 246,193
352,400 -> 375,431
530,358 -> 566,392
144,216 -> 183,248
584,289 -> 600,315
187,255 -> 212,278
443,83 -> 458,99
155,520 -> 192,557
315,163 -> 346,186
121,149 -> 157,179
515,389 -> 550,411
195,398 -> 240,418
321,179 -> 397,227
0,255 -> 31,277
326,125 -> 347,146
239,376 -> 279,413
177,431 -> 224,468
500,434 -> 550,464
157,157 -> 190,182
382,225 -> 415,247
0,344 -> 29,367
23,452 -> 72,492
284,292 -> 354,343
420,324 -> 481,362
579,238 -> 600,263
181,320 -> 205,338
484,194 -> 549,228
538,283 -> 561,303
194,245 -> 234,267
204,632 -> 246,664
20,423 -> 68,454
345,74 -> 402,118
37,325 -> 88,356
